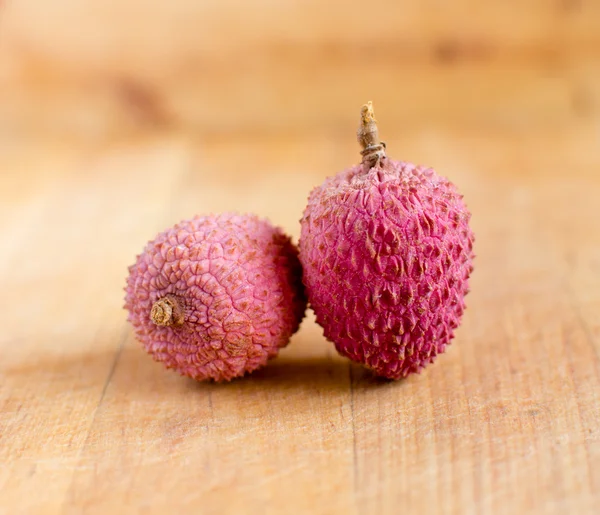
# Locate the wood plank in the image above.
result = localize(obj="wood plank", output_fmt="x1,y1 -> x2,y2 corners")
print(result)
1,1 -> 599,513
1,127 -> 599,513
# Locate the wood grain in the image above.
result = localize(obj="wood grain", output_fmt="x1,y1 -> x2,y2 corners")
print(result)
1,1 -> 599,514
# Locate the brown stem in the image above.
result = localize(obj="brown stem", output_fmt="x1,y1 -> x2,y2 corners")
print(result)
357,101 -> 386,167
150,295 -> 184,327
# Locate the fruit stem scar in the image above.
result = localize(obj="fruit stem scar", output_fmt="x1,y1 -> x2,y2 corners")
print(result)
357,101 -> 387,167
151,295 -> 184,326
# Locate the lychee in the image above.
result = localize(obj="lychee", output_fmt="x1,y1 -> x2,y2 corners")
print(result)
125,213 -> 306,381
299,102 -> 474,379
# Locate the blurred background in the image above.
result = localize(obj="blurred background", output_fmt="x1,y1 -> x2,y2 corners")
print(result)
1,2 -> 600,513
3,1 -> 600,139
2,0 -> 600,135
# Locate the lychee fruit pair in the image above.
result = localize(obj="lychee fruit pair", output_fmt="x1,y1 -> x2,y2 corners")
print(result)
125,102 -> 474,382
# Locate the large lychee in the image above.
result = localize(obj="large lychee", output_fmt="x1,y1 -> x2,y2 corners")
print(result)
125,214 -> 306,381
299,102 -> 474,379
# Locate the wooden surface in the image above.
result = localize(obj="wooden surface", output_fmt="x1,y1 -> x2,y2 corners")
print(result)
1,1 -> 600,514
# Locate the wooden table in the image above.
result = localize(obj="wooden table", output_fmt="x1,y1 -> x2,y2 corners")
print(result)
1,2 -> 599,513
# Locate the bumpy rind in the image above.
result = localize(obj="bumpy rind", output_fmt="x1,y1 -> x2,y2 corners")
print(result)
125,214 -> 306,381
299,159 -> 474,379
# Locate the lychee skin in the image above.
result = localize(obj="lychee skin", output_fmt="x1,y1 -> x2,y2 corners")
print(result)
125,214 -> 306,382
299,159 -> 474,379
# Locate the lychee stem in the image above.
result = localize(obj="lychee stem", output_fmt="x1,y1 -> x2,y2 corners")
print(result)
357,101 -> 387,167
150,295 -> 184,327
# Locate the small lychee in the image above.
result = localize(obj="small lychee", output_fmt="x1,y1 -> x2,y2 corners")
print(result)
125,213 -> 306,381
299,102 -> 474,379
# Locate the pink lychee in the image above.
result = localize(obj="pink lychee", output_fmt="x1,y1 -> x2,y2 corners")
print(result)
299,102 -> 474,379
125,213 -> 306,381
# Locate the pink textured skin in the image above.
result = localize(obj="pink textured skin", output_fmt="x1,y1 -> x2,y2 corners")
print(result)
125,214 -> 306,381
299,159 -> 474,379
